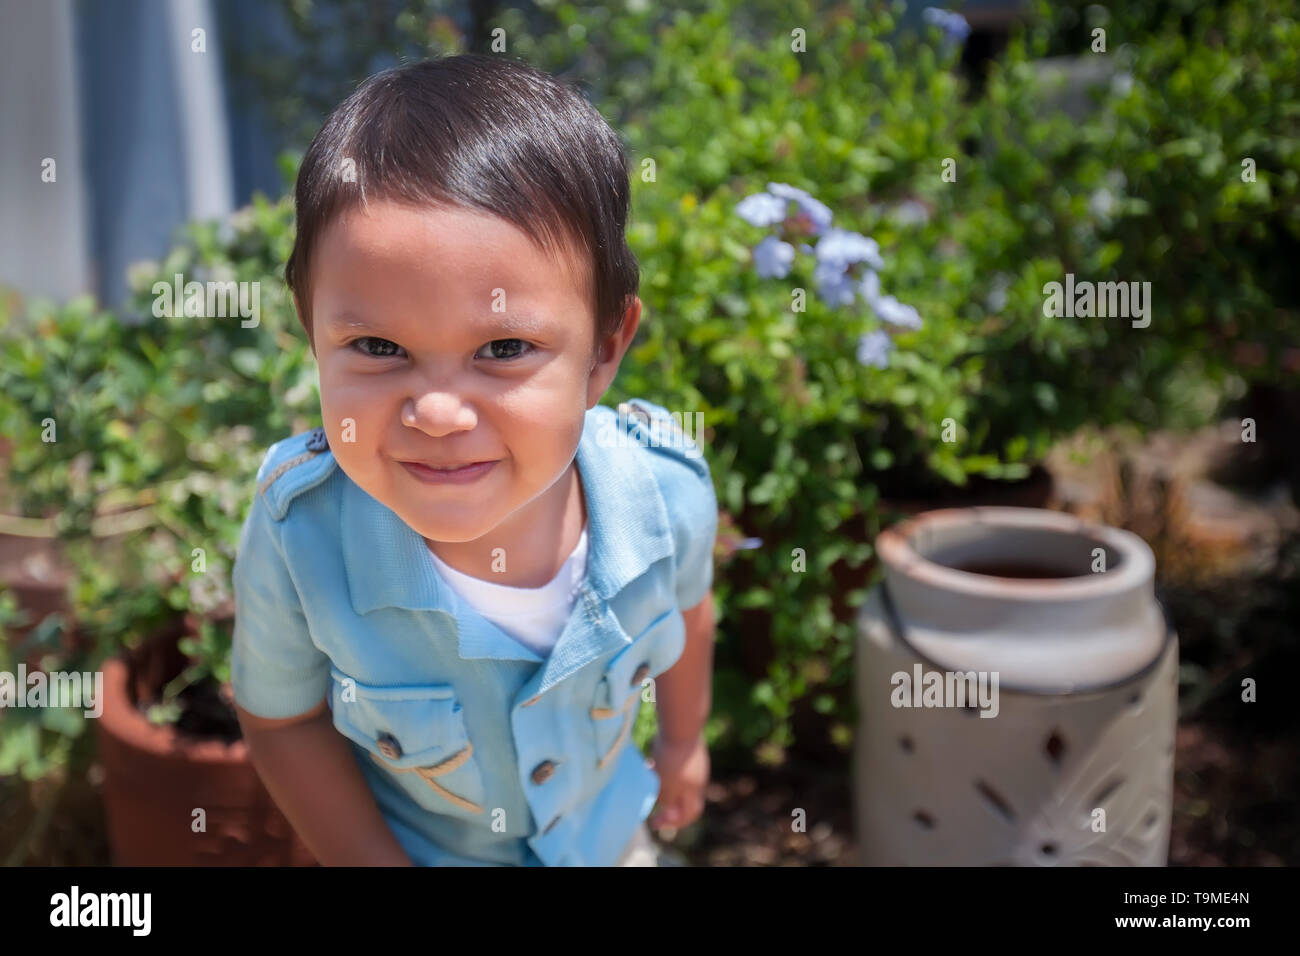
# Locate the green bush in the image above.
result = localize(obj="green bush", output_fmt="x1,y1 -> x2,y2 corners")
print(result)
2,0 -> 1295,776
1052,0 -> 1299,392
588,0 -> 1299,760
0,194 -> 314,726
0,590 -> 86,781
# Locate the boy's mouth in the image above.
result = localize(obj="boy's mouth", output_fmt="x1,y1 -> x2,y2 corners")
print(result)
398,459 -> 498,485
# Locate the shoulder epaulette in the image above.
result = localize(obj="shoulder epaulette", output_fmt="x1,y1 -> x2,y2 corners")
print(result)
617,399 -> 710,481
255,427 -> 338,520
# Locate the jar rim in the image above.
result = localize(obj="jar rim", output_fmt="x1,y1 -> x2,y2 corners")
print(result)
877,506 -> 1154,602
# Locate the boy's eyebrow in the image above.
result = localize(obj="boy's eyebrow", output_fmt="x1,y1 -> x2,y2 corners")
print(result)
474,311 -> 553,337
327,310 -> 383,333
324,309 -> 556,338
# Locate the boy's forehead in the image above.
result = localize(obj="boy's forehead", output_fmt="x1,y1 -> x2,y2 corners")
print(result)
315,200 -> 593,316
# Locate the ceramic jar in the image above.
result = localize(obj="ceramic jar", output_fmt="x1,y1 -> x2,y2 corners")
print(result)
855,507 -> 1178,866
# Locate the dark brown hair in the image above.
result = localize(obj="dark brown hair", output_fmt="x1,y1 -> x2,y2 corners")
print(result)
285,54 -> 639,345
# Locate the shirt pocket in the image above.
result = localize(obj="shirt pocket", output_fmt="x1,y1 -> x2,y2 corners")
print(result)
590,609 -> 686,769
329,665 -> 486,818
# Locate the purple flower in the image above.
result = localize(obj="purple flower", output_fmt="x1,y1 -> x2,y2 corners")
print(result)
736,184 -> 834,237
923,7 -> 971,44
766,183 -> 833,235
860,271 -> 922,329
860,269 -> 881,302
856,330 -> 894,369
872,295 -> 923,330
736,189 -> 921,345
890,199 -> 931,226
812,229 -> 887,307
814,259 -> 859,307
735,192 -> 789,228
753,235 -> 796,279
815,228 -> 885,271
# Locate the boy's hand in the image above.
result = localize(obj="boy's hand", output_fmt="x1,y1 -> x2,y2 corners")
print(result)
646,732 -> 709,835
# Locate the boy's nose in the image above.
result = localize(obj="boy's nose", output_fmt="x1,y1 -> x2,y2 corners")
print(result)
401,393 -> 477,437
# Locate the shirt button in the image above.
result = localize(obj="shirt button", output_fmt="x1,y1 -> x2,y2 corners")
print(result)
531,760 -> 557,785
630,662 -> 650,687
376,732 -> 402,760
306,427 -> 329,452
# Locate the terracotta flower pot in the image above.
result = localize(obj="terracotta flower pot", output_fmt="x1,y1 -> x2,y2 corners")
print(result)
95,625 -> 317,866
0,534 -> 83,667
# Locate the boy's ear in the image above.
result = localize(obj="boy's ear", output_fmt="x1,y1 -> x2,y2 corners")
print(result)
586,296 -> 642,408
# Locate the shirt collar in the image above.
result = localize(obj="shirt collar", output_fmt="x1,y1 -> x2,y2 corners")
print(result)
342,404 -> 674,618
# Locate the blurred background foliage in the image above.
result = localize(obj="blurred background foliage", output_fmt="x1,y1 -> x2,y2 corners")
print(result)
0,0 -> 1296,778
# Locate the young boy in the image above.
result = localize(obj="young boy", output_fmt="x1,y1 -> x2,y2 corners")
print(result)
229,54 -> 718,867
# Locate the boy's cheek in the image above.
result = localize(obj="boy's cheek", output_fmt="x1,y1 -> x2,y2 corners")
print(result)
319,381 -> 394,448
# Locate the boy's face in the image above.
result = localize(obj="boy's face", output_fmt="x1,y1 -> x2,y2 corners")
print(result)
306,200 -> 638,544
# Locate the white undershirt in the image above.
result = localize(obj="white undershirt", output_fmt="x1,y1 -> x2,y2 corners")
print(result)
427,529 -> 589,659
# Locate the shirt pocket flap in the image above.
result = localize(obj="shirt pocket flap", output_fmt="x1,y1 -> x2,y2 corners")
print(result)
329,666 -> 471,771
595,610 -> 685,716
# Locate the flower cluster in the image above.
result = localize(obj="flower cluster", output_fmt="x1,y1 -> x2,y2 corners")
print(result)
922,7 -> 972,46
736,182 -> 921,369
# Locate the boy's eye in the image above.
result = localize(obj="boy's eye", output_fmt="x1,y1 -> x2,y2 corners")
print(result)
352,336 -> 405,358
475,339 -> 534,361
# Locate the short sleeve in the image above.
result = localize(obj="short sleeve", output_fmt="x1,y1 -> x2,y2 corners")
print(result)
229,490 -> 331,719
629,400 -> 719,610
671,464 -> 718,610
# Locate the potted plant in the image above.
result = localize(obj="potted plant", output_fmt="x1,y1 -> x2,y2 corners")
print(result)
0,198 -> 321,864
73,489 -> 316,866
93,203 -> 321,865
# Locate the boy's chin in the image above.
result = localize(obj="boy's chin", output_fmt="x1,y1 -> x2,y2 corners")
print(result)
403,509 -> 501,545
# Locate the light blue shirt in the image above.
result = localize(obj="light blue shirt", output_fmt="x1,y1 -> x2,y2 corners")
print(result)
230,400 -> 717,866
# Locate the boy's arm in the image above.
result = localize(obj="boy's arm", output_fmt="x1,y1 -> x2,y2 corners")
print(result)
653,589 -> 715,744
237,701 -> 414,866
626,399 -> 719,831
647,590 -> 714,832
231,473 -> 410,865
